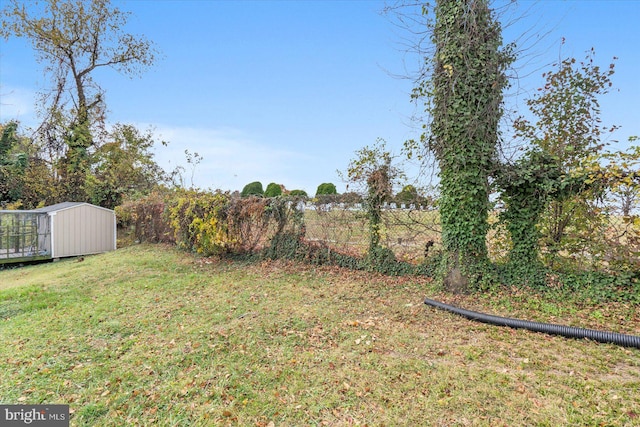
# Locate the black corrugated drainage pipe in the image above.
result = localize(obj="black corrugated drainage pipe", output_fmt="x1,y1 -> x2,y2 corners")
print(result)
424,297 -> 640,349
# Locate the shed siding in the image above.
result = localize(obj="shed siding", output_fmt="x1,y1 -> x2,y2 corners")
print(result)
52,204 -> 115,258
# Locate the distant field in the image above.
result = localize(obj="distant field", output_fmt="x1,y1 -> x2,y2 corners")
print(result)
304,207 -> 640,268
304,208 -> 442,262
304,208 -> 508,263
1,245 -> 638,426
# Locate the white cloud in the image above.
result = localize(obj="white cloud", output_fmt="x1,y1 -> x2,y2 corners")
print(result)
146,124 -> 316,192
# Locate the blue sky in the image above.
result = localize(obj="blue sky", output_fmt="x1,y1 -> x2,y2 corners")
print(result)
1,0 -> 639,194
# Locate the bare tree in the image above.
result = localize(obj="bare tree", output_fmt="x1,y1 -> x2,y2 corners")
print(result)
1,0 -> 157,136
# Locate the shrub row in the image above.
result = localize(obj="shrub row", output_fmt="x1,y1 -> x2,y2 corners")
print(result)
116,189 -> 305,256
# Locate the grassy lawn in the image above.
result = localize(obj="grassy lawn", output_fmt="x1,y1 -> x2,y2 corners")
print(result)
1,245 -> 638,426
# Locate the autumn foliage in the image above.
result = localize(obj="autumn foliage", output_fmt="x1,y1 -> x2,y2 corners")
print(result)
117,190 -> 305,257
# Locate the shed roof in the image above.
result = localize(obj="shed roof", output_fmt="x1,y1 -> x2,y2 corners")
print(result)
32,202 -> 85,213
32,202 -> 114,213
1,202 -> 115,214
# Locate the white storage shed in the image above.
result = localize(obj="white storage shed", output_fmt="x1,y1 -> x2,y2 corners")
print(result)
0,202 -> 116,264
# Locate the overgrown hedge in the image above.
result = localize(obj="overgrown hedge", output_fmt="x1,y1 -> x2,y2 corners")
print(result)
116,189 -> 638,302
115,191 -> 174,245
117,190 -> 305,256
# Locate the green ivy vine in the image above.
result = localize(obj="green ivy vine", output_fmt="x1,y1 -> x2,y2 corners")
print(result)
413,0 -> 513,291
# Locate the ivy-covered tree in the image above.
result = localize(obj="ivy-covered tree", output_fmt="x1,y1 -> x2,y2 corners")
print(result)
57,121 -> 93,202
495,150 -> 563,282
0,121 -> 28,205
0,121 -> 17,163
0,122 -> 56,208
344,139 -> 403,257
412,0 -> 512,291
